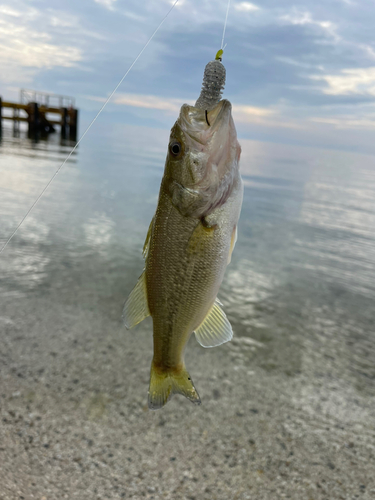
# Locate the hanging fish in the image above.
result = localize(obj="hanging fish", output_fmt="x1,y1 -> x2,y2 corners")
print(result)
123,51 -> 243,409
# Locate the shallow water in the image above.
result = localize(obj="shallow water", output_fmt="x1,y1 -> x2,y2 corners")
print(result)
0,124 -> 374,498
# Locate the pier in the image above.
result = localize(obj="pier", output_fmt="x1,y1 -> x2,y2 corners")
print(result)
0,89 -> 78,140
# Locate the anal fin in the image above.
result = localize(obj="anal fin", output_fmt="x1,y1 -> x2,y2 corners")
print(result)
194,299 -> 233,348
122,271 -> 150,329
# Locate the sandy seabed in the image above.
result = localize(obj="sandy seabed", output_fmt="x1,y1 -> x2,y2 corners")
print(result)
1,289 -> 374,500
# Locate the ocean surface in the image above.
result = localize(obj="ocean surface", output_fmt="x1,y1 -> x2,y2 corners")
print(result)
0,123 -> 374,498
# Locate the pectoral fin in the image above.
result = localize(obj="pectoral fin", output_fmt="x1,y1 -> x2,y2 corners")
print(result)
194,299 -> 233,348
122,271 -> 150,329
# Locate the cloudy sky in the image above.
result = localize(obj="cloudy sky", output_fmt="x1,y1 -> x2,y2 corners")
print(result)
1,0 -> 375,153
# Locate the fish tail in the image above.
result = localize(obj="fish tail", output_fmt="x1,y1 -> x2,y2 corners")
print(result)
148,360 -> 201,410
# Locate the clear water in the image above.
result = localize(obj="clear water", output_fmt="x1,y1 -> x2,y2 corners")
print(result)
1,123 -> 374,497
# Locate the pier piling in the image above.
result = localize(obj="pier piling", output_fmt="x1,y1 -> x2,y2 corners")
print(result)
61,107 -> 68,138
28,102 -> 39,137
69,108 -> 78,141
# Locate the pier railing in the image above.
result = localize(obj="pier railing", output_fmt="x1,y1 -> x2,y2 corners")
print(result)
0,90 -> 78,140
20,89 -> 75,109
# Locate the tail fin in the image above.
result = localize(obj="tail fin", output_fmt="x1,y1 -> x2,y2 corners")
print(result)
148,360 -> 201,410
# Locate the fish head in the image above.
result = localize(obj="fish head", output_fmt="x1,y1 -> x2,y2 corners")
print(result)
163,99 -> 241,217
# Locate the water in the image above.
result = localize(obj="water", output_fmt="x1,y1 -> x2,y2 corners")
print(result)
0,124 -> 374,498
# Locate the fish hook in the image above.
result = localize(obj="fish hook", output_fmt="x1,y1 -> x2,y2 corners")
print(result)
205,110 -> 210,126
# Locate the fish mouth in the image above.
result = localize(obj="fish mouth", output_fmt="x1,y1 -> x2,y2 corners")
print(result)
178,99 -> 233,147
206,99 -> 232,129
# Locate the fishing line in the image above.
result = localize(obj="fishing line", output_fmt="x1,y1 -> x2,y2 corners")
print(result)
0,0 -> 180,255
220,0 -> 231,50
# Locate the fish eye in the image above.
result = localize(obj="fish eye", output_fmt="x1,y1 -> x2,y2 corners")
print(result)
169,141 -> 182,157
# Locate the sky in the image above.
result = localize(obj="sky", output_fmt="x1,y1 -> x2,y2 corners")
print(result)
1,0 -> 375,154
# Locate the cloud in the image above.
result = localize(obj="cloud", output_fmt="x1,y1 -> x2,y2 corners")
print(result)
280,10 -> 339,41
113,93 -> 182,112
0,4 -> 82,84
169,0 -> 186,6
49,13 -> 79,28
0,22 -> 82,82
94,0 -> 118,9
234,2 -> 260,12
276,56 -> 324,71
88,93 -> 183,113
281,10 -> 330,29
87,92 -> 295,130
312,67 -> 375,96
310,115 -> 375,129
87,92 -> 279,121
232,104 -> 275,123
234,107 -> 302,130
0,5 -> 22,17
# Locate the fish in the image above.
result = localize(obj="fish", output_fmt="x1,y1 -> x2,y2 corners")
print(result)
123,62 -> 243,410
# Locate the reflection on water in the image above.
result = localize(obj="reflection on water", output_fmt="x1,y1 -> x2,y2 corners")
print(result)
1,123 -> 375,365
1,123 -> 375,496
83,214 -> 116,251
0,128 -> 77,162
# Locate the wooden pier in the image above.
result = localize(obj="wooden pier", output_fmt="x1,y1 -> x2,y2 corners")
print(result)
0,89 -> 78,140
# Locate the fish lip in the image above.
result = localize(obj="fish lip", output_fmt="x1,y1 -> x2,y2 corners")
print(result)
179,100 -> 232,147
178,105 -> 207,146
207,99 -> 232,128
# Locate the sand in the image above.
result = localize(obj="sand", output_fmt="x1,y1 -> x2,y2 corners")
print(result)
1,287 -> 374,500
